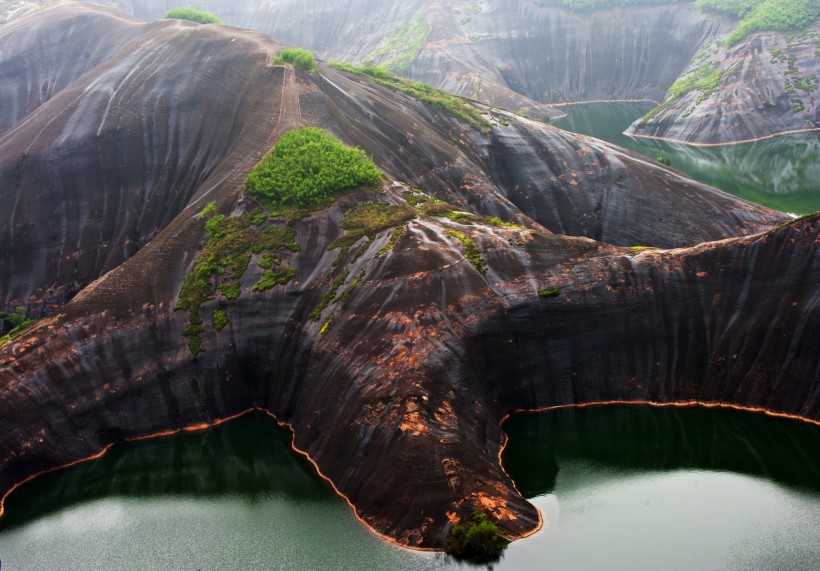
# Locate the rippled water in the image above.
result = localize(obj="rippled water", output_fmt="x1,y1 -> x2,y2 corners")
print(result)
554,103 -> 820,215
0,407 -> 818,570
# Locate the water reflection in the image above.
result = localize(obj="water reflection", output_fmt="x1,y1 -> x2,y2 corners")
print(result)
502,405 -> 820,498
1,407 -> 818,570
0,413 -> 331,531
554,103 -> 820,214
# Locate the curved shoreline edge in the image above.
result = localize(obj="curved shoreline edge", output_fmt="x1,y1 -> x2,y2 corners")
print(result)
1,400 -> 817,552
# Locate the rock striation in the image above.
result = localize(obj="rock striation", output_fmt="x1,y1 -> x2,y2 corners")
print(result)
627,23 -> 820,144
1,1 -> 816,551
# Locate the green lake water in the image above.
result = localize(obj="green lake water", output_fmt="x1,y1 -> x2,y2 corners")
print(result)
1,407 -> 818,570
553,103 -> 820,215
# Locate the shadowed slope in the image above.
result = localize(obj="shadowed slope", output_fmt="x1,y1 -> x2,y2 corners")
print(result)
0,2 -> 813,551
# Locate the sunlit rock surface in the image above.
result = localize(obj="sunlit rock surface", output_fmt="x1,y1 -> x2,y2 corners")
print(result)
1,2 -> 816,550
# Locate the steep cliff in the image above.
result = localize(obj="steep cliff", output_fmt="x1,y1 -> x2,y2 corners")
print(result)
1,2 -> 815,552
627,23 -> 820,144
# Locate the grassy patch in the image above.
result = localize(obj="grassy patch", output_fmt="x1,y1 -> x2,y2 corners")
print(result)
273,48 -> 316,71
445,508 -> 509,565
329,201 -> 415,264
628,246 -> 659,251
163,7 -> 222,24
368,12 -> 429,72
212,310 -> 229,332
246,127 -> 381,213
328,61 -> 491,133
257,253 -> 282,269
538,287 -> 561,298
253,267 -> 297,292
445,229 -> 487,274
342,201 -> 416,235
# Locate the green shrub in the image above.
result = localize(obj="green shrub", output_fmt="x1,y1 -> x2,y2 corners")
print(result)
717,0 -> 820,47
212,310 -> 229,331
538,287 -> 561,298
445,508 -> 509,564
163,7 -> 222,24
256,253 -> 282,269
273,48 -> 317,71
0,305 -> 34,345
246,127 -> 381,212
253,267 -> 297,292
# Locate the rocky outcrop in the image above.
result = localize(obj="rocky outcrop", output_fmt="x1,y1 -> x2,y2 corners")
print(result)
0,3 -> 287,313
109,1 -> 723,115
100,0 -> 820,144
1,2 -> 815,552
627,23 -> 820,144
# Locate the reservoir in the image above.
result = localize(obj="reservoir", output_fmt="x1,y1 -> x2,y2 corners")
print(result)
553,103 -> 820,215
1,406 -> 818,570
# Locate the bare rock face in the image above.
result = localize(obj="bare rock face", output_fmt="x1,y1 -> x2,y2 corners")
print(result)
627,23 -> 820,144
109,1 -> 723,115
1,2 -> 816,551
0,2 -> 286,312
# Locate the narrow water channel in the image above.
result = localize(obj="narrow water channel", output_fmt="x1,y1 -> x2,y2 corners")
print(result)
1,406 -> 818,570
553,103 -> 820,215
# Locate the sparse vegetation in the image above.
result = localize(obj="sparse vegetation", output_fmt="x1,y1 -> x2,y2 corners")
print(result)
328,234 -> 366,266
628,245 -> 659,251
175,203 -> 298,356
538,287 -> 561,298
445,229 -> 487,274
163,7 -> 222,24
246,127 -> 381,212
311,270 -> 350,321
656,156 -> 672,166
368,12 -> 429,72
327,201 -> 416,264
644,60 -> 723,120
445,508 -> 510,564
273,48 -> 316,71
375,226 -> 407,256
341,201 -> 416,235
328,61 -> 491,132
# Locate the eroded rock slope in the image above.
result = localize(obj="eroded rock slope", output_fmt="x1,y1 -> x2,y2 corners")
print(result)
1,2 -> 816,550
627,23 -> 820,144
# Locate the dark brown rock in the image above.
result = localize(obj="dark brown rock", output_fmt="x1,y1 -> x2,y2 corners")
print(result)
0,3 -> 814,552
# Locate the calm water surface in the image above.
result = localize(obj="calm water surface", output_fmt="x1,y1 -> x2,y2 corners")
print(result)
0,407 -> 819,570
553,103 -> 820,214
